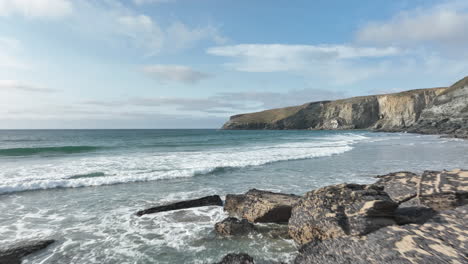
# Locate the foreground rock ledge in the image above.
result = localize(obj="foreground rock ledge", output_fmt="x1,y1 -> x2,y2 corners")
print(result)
294,205 -> 468,264
224,189 -> 300,223
0,240 -> 55,264
136,195 -> 223,216
375,169 -> 468,210
288,183 -> 398,245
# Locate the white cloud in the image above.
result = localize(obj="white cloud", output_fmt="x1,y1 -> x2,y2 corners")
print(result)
133,0 -> 174,5
0,36 -> 28,69
0,0 -> 72,18
355,1 -> 468,47
143,65 -> 211,84
207,44 -> 400,73
116,14 -> 225,56
0,80 -> 56,92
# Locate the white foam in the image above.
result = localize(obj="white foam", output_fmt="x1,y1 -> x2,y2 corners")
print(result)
0,133 -> 367,194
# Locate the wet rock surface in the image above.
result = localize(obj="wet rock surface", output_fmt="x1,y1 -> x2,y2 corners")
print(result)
294,205 -> 468,264
224,189 -> 300,223
136,195 -> 223,216
215,253 -> 255,264
0,240 -> 55,264
288,183 -> 398,245
215,217 -> 255,236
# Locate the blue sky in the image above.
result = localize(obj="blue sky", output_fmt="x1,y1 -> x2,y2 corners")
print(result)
0,0 -> 467,128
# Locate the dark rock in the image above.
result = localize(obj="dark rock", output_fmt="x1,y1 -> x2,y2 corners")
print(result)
294,205 -> 468,264
215,217 -> 255,236
0,240 -> 55,264
394,206 -> 437,225
136,195 -> 223,216
288,183 -> 398,245
215,253 -> 255,264
224,189 -> 300,223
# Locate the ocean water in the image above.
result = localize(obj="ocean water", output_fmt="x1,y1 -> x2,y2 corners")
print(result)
0,129 -> 467,263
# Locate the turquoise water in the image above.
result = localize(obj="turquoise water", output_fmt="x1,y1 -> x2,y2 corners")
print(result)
0,130 -> 467,263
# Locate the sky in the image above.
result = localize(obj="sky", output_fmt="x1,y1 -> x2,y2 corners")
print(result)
1,0 -> 468,129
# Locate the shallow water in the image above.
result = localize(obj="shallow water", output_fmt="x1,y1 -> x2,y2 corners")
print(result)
0,130 -> 467,263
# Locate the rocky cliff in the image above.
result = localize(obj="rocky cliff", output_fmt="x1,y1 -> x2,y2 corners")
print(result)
222,76 -> 468,138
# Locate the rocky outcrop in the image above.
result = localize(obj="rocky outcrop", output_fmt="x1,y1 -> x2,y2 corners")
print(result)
294,205 -> 468,264
222,87 -> 445,131
136,195 -> 223,216
224,189 -> 300,223
0,240 -> 55,264
288,184 -> 398,245
408,76 -> 468,138
215,217 -> 255,236
222,75 -> 468,138
215,253 -> 255,264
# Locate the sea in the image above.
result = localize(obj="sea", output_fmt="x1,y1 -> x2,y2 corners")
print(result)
0,129 -> 467,263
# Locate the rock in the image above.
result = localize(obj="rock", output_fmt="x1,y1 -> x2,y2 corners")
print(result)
224,189 -> 300,223
408,76 -> 468,138
394,206 -> 437,225
375,171 -> 420,203
417,169 -> 468,210
221,87 -> 445,131
288,183 -> 398,245
215,253 -> 255,264
376,169 -> 468,211
221,75 -> 468,139
215,217 -> 255,236
136,195 -> 223,216
0,240 -> 55,264
294,205 -> 468,264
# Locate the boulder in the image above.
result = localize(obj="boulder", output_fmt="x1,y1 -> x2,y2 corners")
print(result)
224,189 -> 300,223
376,169 -> 468,211
136,195 -> 223,216
215,253 -> 255,264
294,204 -> 468,264
215,217 -> 255,236
0,240 -> 55,264
288,183 -> 398,245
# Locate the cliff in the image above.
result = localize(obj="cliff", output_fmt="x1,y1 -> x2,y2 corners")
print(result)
222,76 -> 468,138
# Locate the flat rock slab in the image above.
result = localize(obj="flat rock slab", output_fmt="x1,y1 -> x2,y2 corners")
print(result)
294,205 -> 468,264
375,171 -> 420,203
376,169 -> 468,211
288,183 -> 397,245
224,189 -> 300,223
0,240 -> 55,264
418,169 -> 468,210
136,195 -> 223,216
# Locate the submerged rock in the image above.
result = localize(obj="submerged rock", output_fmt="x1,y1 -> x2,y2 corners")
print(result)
294,205 -> 468,264
215,253 -> 255,264
215,217 -> 255,236
288,183 -> 398,245
0,240 -> 55,264
136,195 -> 223,216
224,189 -> 300,223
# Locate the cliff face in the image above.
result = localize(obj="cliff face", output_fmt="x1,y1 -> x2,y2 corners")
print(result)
408,76 -> 468,138
222,88 -> 446,131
